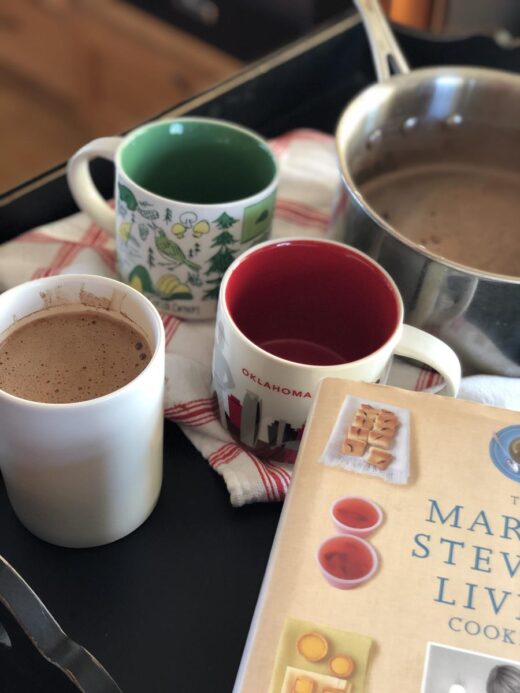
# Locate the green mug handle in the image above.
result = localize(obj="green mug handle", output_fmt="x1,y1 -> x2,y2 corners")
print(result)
67,137 -> 123,234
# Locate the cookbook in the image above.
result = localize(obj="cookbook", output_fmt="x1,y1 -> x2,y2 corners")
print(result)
234,378 -> 520,692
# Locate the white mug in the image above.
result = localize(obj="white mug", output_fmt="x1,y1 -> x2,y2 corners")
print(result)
67,117 -> 279,321
0,275 -> 165,548
213,238 -> 461,462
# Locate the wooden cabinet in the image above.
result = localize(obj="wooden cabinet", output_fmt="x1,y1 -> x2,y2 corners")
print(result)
0,0 -> 242,188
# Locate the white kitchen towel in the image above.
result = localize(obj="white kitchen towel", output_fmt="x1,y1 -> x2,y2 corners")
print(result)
0,129 -> 518,505
458,375 -> 520,411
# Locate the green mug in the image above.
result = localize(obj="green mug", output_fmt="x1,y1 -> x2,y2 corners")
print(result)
67,118 -> 279,320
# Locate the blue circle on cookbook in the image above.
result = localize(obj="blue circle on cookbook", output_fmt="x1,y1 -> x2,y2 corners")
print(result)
489,425 -> 520,483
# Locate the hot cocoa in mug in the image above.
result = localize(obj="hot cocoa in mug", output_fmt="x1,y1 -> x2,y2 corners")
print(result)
0,275 -> 165,548
0,305 -> 151,404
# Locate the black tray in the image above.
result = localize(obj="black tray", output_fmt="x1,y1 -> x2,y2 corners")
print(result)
1,14 -> 519,692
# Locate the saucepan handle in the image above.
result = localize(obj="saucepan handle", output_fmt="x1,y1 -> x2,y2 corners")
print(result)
353,0 -> 410,81
394,324 -> 462,396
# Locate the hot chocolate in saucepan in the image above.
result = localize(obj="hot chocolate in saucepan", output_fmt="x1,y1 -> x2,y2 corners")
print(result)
0,305 -> 152,404
361,164 -> 520,276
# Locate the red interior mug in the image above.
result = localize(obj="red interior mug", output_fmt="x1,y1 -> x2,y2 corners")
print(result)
212,238 -> 461,461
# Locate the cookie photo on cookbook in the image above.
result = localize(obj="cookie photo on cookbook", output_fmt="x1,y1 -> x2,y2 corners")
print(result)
319,396 -> 410,485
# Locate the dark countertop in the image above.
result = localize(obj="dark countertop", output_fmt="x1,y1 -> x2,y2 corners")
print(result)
1,14 -> 520,692
0,421 -> 281,692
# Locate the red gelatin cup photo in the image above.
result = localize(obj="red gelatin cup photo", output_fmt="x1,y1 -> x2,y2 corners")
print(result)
317,534 -> 379,590
330,496 -> 383,538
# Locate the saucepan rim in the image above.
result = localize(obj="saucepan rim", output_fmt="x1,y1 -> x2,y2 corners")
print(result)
336,65 -> 520,285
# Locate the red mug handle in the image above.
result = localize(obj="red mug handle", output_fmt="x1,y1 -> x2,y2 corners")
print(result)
395,324 -> 461,396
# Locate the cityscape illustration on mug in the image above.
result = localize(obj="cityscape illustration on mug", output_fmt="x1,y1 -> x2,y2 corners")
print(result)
213,320 -> 305,463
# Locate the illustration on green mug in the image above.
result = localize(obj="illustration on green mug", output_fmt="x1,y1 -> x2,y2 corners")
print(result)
170,211 -> 211,239
67,117 -> 279,321
117,180 -> 276,314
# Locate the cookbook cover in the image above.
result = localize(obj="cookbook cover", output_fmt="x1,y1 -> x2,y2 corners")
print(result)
234,378 -> 520,692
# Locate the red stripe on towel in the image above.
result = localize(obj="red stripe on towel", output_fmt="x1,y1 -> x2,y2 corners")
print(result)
30,222 -> 106,279
209,443 -> 242,468
275,199 -> 330,229
161,314 -> 182,345
271,129 -> 334,154
164,397 -> 219,426
244,451 -> 275,501
263,460 -> 291,496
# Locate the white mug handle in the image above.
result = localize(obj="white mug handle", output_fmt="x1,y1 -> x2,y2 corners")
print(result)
67,137 -> 123,234
395,324 -> 461,396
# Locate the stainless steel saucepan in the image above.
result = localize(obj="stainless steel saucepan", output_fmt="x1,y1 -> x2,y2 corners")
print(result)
333,0 -> 520,376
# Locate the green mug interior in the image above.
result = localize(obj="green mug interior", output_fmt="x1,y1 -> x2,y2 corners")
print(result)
119,119 -> 277,205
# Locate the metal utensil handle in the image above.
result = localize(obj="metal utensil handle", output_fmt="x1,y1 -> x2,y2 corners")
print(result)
0,555 -> 122,692
354,0 -> 410,81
